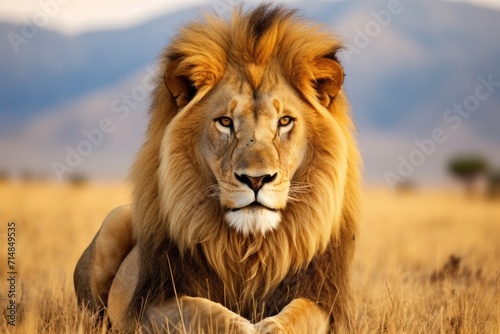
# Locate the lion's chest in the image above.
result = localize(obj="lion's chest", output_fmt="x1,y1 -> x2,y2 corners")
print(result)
171,247 -> 296,319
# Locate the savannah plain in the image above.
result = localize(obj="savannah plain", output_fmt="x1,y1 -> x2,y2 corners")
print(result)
0,180 -> 498,333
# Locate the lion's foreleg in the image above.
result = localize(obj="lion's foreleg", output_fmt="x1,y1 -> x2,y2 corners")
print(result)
107,245 -> 139,330
255,298 -> 330,334
142,296 -> 256,334
74,205 -> 134,313
108,248 -> 255,333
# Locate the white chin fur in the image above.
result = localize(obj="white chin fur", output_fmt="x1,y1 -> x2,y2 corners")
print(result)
225,209 -> 281,236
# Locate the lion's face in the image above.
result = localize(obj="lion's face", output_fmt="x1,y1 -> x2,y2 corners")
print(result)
152,7 -> 351,244
199,74 -> 309,235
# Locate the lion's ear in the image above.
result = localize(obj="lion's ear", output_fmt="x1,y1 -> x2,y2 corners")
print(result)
164,59 -> 198,108
312,58 -> 344,108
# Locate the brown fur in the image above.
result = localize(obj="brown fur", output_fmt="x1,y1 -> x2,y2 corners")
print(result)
129,3 -> 360,331
75,3 -> 361,333
74,205 -> 133,313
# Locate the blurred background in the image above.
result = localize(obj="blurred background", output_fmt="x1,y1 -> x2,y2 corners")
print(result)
0,0 -> 499,192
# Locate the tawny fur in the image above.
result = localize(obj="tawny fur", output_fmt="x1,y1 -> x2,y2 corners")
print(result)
75,4 -> 361,333
129,4 -> 360,330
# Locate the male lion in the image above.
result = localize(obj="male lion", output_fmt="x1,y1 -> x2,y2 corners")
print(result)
74,4 -> 361,333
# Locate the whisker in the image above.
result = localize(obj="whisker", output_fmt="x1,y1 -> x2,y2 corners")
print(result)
289,182 -> 313,193
287,181 -> 313,202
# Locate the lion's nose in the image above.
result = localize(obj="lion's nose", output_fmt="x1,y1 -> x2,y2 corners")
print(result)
235,173 -> 277,193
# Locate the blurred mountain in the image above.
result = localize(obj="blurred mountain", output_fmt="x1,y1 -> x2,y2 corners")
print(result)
0,8 -> 194,130
1,0 -> 499,184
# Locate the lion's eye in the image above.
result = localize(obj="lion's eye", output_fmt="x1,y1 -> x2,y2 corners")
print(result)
217,117 -> 233,128
278,116 -> 294,134
215,117 -> 233,135
278,116 -> 293,127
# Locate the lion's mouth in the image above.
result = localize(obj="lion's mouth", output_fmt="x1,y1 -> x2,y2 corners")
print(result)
229,201 -> 278,212
224,201 -> 282,235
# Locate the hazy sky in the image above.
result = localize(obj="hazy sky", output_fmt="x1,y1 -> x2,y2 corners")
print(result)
0,0 -> 499,34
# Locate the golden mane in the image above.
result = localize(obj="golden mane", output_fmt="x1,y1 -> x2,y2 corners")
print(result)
128,4 -> 361,329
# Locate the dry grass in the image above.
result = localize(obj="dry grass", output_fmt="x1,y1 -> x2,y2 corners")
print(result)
0,181 -> 498,333
353,188 -> 500,333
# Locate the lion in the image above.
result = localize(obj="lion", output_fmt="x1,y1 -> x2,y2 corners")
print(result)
74,4 -> 361,333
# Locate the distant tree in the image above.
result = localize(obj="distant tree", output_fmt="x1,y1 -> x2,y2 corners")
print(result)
488,171 -> 500,198
0,169 -> 9,182
447,155 -> 489,196
20,169 -> 36,183
68,173 -> 89,187
395,179 -> 416,193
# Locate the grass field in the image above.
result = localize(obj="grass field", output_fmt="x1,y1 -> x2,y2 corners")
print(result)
0,181 -> 498,333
